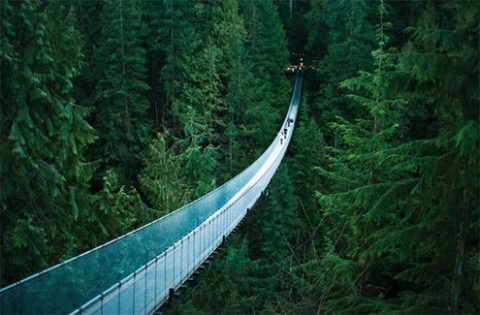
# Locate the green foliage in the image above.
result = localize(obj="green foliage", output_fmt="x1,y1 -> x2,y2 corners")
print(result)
305,0 -> 376,143
71,0 -> 103,108
0,0 -> 96,284
0,0 -> 296,293
213,0 -> 255,180
176,108 -> 218,198
139,132 -> 189,215
152,0 -> 197,130
175,44 -> 225,130
160,1 -> 479,313
304,0 -> 328,62
5,2 -> 477,315
310,1 -> 479,313
165,235 -> 265,315
167,151 -> 299,314
238,0 -> 290,154
90,0 -> 152,182
91,170 -> 148,244
139,122 -> 218,214
240,0 -> 290,108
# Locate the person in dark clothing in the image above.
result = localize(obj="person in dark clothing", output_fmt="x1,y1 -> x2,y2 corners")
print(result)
284,128 -> 287,136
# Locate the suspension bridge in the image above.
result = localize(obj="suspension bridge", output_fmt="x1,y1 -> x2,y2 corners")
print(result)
0,70 -> 303,314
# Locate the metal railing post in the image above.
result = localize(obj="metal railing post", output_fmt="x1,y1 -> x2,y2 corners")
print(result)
118,282 -> 122,314
180,239 -> 183,280
193,230 -> 196,269
199,225 -> 202,257
164,252 -> 167,304
144,265 -> 148,314
172,244 -> 176,283
187,234 -> 190,275
223,208 -> 226,238
133,271 -> 136,313
154,257 -> 158,309
210,218 -> 213,250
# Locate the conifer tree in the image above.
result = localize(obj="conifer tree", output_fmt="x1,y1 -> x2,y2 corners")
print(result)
240,0 -> 290,106
176,107 -> 218,198
304,0 -> 328,66
151,0 -> 196,130
175,44 -> 225,130
0,0 -> 96,284
212,0 -> 257,179
91,170 -> 148,244
165,235 -> 269,314
71,0 -> 103,109
313,1 -> 479,312
391,2 -> 479,310
313,2 -> 408,310
90,0 -> 152,183
139,132 -> 191,215
239,0 -> 290,152
305,0 -> 376,144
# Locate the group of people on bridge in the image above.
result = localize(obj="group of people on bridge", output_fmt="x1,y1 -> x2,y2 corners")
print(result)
280,118 -> 294,145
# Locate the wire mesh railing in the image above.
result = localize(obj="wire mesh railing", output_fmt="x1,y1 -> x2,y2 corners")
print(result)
0,70 -> 303,315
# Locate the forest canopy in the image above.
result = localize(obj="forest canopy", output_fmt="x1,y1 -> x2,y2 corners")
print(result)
1,0 -> 478,314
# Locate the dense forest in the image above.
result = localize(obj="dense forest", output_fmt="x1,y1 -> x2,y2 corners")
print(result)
1,0 -> 478,313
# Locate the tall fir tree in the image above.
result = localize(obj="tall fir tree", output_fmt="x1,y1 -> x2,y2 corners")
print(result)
71,0 -> 103,110
151,0 -> 196,131
139,132 -> 193,215
239,0 -> 291,153
0,0 -> 96,285
211,0 -> 256,180
305,0 -> 376,144
313,1 -> 479,312
90,0 -> 152,183
313,2 -> 410,311
392,1 -> 479,310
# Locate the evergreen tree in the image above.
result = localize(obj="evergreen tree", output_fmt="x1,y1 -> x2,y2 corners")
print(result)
240,0 -> 290,107
276,0 -> 310,56
0,0 -> 96,284
71,0 -> 103,110
174,43 -> 224,131
139,113 -> 218,212
165,235 -> 267,315
91,170 -> 148,245
304,0 -> 328,64
152,0 -> 196,130
313,1 -> 479,312
305,0 -> 376,144
213,0 -> 257,180
313,2 -> 408,311
176,107 -> 218,198
90,0 -> 152,183
239,0 -> 290,152
139,132 -> 192,215
392,2 -> 479,310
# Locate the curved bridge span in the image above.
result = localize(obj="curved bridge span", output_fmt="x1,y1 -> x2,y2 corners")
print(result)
0,71 -> 303,314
